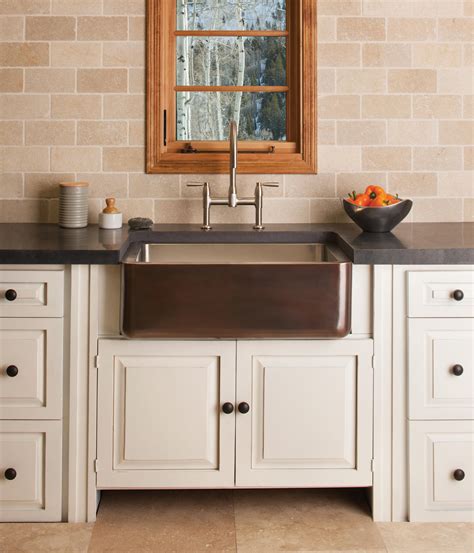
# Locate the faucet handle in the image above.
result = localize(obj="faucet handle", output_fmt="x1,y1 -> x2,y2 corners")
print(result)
186,181 -> 209,187
259,181 -> 279,188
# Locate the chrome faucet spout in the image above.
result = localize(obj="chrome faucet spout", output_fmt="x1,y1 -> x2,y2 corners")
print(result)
229,120 -> 238,207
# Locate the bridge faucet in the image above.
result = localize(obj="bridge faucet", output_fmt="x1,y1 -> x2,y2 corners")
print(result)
187,120 -> 278,230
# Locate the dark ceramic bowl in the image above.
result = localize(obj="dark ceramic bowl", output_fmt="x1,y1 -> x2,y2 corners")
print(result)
343,198 -> 412,233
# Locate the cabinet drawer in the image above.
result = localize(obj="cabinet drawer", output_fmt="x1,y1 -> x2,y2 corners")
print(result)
408,271 -> 474,318
0,270 -> 64,318
0,319 -> 63,419
0,420 -> 62,522
408,319 -> 474,420
409,420 -> 474,522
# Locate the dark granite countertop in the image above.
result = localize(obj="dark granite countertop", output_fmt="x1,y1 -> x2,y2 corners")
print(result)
0,222 -> 473,265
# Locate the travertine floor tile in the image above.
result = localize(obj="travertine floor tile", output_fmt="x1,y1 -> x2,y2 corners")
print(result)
0,522 -> 93,553
377,522 -> 474,553
88,490 -> 237,553
234,488 -> 387,552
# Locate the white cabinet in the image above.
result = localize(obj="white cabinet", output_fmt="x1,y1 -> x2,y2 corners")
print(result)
96,338 -> 374,490
235,340 -> 374,487
96,340 -> 236,488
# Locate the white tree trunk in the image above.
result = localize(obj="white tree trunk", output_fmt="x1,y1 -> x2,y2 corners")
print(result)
232,2 -> 246,131
176,0 -> 190,140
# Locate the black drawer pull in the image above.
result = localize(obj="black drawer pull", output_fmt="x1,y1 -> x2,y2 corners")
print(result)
4,289 -> 17,302
238,402 -> 250,414
453,469 -> 465,481
452,364 -> 464,376
453,289 -> 464,301
6,365 -> 18,377
4,468 -> 17,480
222,402 -> 234,414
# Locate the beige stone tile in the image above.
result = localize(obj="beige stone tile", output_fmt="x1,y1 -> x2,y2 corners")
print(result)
154,198 -> 201,224
77,16 -> 128,41
25,68 -> 75,92
51,146 -> 102,172
319,95 -> 360,119
465,0 -> 474,16
0,42 -> 49,66
0,16 -> 24,40
103,42 -> 145,67
89,490 -> 236,553
387,18 -> 436,41
388,69 -> 437,93
362,0 -> 464,17
129,173 -> 180,198
0,0 -> 50,15
337,120 -> 386,145
388,172 -> 438,197
362,95 -> 411,119
52,94 -> 102,119
0,522 -> 93,553
317,16 -> 336,42
129,67 -> 145,93
465,146 -> 474,170
438,171 -> 474,197
413,44 -> 462,68
235,488 -> 386,553
318,43 -> 360,67
362,147 -> 411,171
337,17 -> 385,41
439,121 -> 474,145
464,95 -> 474,118
128,120 -> 145,145
0,121 -> 22,145
129,16 -> 145,41
103,94 -> 144,119
77,173 -> 128,199
413,95 -> 463,119
438,18 -> 474,42
318,0 -> 361,15
438,69 -> 473,94
0,198 -> 48,222
318,145 -> 362,172
465,43 -> 474,67
52,0 -> 102,15
464,198 -> 474,221
285,173 -> 336,198
78,121 -> 128,146
103,0 -> 145,15
25,15 -> 75,40
1,94 -> 49,118
336,172 -> 387,198
413,147 -> 463,171
24,172 -> 74,197
412,198 -> 464,223
77,69 -> 128,93
0,173 -> 23,198
317,69 -> 335,94
2,146 -> 49,171
26,120 -> 75,145
51,42 -> 102,67
0,68 -> 23,92
103,147 -> 144,172
363,43 -> 411,67
387,120 -> 436,145
318,120 -> 336,145
336,68 -> 386,94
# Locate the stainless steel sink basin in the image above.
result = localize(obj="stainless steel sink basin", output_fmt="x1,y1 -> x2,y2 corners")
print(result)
121,242 -> 352,339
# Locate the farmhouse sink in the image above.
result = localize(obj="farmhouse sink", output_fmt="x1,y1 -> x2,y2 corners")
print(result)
121,243 -> 352,338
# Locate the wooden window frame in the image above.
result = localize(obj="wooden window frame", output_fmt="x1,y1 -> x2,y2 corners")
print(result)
146,0 -> 317,174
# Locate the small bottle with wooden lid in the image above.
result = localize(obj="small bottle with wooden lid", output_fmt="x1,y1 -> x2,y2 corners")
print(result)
99,198 -> 123,229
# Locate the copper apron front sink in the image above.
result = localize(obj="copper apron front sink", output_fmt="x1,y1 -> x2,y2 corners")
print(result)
121,243 -> 352,338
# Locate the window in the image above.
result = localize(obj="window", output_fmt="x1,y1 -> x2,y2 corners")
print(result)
147,1 -> 316,174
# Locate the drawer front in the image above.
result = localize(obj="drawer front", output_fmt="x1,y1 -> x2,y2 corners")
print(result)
409,420 -> 474,522
0,270 -> 64,318
409,319 -> 474,420
0,319 -> 63,419
408,271 -> 474,318
0,420 -> 62,522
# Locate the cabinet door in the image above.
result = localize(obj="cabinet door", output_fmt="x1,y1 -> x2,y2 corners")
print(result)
235,340 -> 373,487
97,340 -> 236,488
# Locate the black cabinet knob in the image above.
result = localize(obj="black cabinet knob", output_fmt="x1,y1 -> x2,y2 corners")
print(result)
4,468 -> 17,481
238,402 -> 250,414
222,402 -> 234,414
452,364 -> 464,376
4,289 -> 17,302
453,289 -> 464,301
453,469 -> 465,481
6,365 -> 18,377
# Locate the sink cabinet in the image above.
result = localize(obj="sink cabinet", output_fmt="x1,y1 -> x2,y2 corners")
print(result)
96,338 -> 374,490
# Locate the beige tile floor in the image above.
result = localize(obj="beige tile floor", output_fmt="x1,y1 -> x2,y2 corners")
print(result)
0,489 -> 472,553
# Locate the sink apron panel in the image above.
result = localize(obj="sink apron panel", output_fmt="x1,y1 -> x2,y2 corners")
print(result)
122,263 -> 352,339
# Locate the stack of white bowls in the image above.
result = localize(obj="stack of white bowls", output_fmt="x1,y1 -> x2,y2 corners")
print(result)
59,182 -> 89,228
